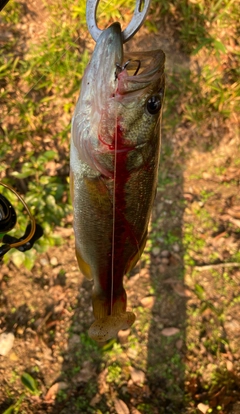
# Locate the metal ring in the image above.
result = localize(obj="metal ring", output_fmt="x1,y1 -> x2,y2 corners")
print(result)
86,0 -> 151,43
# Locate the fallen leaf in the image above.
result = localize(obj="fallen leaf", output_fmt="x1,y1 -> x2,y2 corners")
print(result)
0,332 -> 15,356
140,296 -> 155,308
160,249 -> 170,257
131,409 -> 142,414
118,329 -> 131,344
98,369 -> 109,394
127,273 -> 140,287
202,172 -> 211,179
114,398 -> 130,414
220,214 -> 240,227
152,247 -> 160,256
54,226 -> 73,237
197,402 -> 209,413
161,327 -> 180,337
161,257 -> 169,265
90,393 -> 101,407
176,339 -> 183,350
226,360 -> 233,371
9,352 -> 18,361
158,264 -> 167,273
139,267 -> 150,278
172,283 -> 191,297
44,382 -> 68,401
130,368 -> 145,384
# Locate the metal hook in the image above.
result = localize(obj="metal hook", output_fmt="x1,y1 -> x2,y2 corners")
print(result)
86,0 -> 151,43
115,59 -> 141,78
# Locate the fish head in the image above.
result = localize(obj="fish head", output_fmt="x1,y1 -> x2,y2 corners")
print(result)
114,49 -> 165,153
71,22 -> 123,173
72,22 -> 165,176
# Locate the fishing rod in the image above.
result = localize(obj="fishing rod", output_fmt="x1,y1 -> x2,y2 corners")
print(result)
0,181 -> 43,262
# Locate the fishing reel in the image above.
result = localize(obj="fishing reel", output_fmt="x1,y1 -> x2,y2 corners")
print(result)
0,181 -> 43,263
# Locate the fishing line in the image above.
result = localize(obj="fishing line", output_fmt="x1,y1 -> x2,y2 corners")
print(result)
110,73 -> 119,316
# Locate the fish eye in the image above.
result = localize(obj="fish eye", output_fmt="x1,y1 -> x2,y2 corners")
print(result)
146,94 -> 162,115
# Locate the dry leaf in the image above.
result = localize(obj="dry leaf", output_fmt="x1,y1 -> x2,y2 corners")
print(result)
226,360 -> 233,371
118,329 -> 131,344
197,402 -> 209,413
176,339 -> 183,350
139,267 -> 150,278
172,283 -> 191,297
114,398 -> 130,414
152,246 -> 160,256
98,369 -> 109,394
131,409 -> 142,414
158,264 -> 167,273
160,250 -> 170,257
140,296 -> 155,308
54,226 -> 73,237
161,327 -> 180,337
45,382 -> 68,401
0,332 -> 15,356
163,278 -> 191,297
9,352 -> 18,361
161,257 -> 169,265
130,368 -> 145,384
75,361 -> 96,383
90,393 -> 101,407
127,273 -> 140,287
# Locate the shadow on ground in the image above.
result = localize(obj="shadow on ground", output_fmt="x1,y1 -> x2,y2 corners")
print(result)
40,30 -> 190,414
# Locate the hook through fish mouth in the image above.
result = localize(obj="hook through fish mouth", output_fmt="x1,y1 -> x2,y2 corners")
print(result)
115,59 -> 141,79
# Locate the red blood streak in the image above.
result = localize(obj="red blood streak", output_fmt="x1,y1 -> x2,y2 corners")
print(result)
98,123 -> 139,303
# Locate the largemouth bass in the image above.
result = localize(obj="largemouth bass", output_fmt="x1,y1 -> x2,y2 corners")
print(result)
70,22 -> 165,342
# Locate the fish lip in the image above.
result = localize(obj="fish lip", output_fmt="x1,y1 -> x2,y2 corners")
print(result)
84,22 -> 124,108
102,21 -> 122,41
91,22 -> 123,81
115,49 -> 165,97
124,50 -> 165,73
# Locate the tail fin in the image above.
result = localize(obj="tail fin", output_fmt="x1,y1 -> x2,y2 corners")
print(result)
88,311 -> 135,342
92,288 -> 127,319
89,288 -> 135,342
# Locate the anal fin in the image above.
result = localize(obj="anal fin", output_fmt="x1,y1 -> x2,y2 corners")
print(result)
75,247 -> 93,280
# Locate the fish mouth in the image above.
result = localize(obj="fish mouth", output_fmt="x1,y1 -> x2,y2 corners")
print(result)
118,50 -> 164,78
92,23 -> 165,97
116,50 -> 165,96
92,22 -> 123,99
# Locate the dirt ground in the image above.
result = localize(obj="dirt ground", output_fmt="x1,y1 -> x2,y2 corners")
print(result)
0,1 -> 240,413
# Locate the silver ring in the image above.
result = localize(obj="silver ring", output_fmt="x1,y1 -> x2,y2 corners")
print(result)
86,0 -> 151,43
